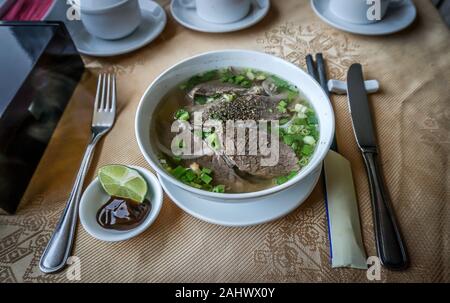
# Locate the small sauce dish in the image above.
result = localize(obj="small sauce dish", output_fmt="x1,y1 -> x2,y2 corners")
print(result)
79,166 -> 163,242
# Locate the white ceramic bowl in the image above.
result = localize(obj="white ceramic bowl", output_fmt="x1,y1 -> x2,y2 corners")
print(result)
79,166 -> 163,242
80,0 -> 142,40
135,50 -> 334,202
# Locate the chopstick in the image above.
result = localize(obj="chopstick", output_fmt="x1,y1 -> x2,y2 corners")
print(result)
306,54 -> 319,82
306,53 -> 337,152
316,54 -> 337,151
316,54 -> 329,96
305,53 -> 333,262
306,53 -> 335,265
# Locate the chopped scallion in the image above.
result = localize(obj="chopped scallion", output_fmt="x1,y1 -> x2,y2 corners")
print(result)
174,109 -> 190,121
212,185 -> 225,193
200,173 -> 213,184
303,136 -> 316,146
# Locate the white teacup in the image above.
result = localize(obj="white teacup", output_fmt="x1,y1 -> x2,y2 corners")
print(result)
80,0 -> 142,40
179,0 -> 251,24
329,0 -> 405,24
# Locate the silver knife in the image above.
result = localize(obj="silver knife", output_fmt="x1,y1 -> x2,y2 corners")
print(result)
346,63 -> 408,270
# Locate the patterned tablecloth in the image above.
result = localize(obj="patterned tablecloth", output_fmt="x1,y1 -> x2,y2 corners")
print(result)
0,0 -> 449,283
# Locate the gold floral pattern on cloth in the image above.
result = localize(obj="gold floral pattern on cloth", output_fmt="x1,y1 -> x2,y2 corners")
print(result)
253,197 -> 331,282
0,194 -> 67,283
256,22 -> 362,79
82,56 -> 147,75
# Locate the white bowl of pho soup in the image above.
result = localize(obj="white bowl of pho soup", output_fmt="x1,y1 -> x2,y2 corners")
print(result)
135,50 -> 334,202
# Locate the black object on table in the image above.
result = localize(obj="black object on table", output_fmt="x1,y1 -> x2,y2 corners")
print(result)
0,21 -> 85,214
346,63 -> 408,270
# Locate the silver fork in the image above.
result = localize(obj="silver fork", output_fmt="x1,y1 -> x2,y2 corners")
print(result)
40,74 -> 116,273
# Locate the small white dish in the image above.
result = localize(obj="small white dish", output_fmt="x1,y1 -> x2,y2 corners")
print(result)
311,0 -> 416,36
170,0 -> 270,33
45,0 -> 167,57
158,166 -> 321,227
79,166 -> 163,242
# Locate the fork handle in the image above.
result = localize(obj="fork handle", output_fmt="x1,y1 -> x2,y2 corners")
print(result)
39,134 -> 102,273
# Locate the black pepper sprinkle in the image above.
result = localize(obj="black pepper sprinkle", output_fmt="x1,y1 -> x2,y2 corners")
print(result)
205,95 -> 267,121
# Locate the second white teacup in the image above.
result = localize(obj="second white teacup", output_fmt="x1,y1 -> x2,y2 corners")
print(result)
80,0 -> 142,40
179,0 -> 251,24
329,0 -> 405,25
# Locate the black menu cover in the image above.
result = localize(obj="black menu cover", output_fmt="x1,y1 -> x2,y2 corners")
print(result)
0,21 -> 85,214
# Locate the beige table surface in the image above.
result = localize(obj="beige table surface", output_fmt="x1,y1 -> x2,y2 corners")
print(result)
0,0 -> 449,283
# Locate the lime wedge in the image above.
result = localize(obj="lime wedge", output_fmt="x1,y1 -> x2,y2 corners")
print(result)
98,165 -> 148,203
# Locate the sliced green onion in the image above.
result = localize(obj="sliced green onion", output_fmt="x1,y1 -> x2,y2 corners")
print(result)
200,173 -> 213,184
298,157 -> 310,167
201,168 -> 212,175
212,185 -> 225,193
275,175 -> 289,185
189,182 -> 203,189
206,132 -> 221,150
300,128 -> 311,136
303,136 -> 316,146
172,166 -> 187,179
279,100 -> 288,108
293,118 -> 307,125
283,135 -> 295,146
223,93 -> 235,102
287,91 -> 298,102
184,170 -> 197,182
287,125 -> 302,134
297,112 -> 307,119
235,75 -> 245,83
175,109 -> 190,121
294,103 -> 308,113
301,144 -> 314,156
275,171 -> 297,185
276,105 -> 287,113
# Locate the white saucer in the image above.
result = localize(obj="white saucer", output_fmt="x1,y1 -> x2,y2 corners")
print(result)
170,0 -> 270,33
46,0 -> 167,57
311,0 -> 416,36
158,166 -> 321,227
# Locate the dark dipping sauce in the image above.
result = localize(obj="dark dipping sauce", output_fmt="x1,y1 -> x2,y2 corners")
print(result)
96,197 -> 151,231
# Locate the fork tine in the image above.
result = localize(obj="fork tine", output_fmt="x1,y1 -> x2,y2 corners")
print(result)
94,74 -> 103,111
111,74 -> 116,113
100,74 -> 106,111
105,74 -> 111,112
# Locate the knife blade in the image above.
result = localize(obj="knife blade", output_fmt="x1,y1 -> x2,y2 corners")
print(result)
346,64 -> 377,149
346,63 -> 409,270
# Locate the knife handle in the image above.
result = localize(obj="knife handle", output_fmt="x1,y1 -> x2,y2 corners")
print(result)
362,150 -> 409,270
